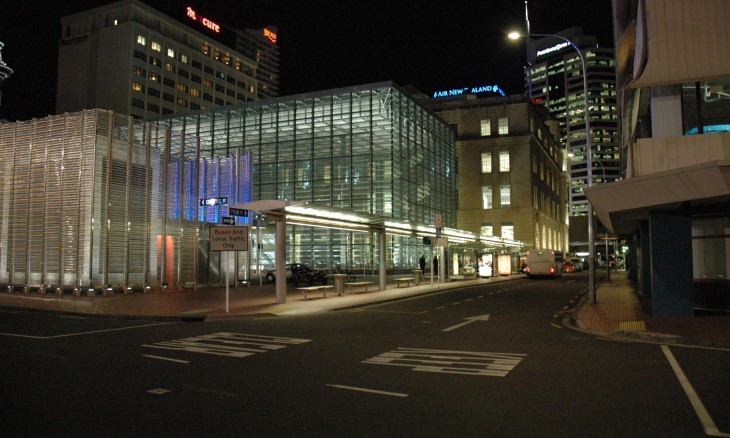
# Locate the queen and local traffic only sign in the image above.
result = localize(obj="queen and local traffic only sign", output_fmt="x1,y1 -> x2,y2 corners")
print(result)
209,226 -> 249,251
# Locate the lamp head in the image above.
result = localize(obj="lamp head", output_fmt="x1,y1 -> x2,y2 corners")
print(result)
508,31 -> 525,40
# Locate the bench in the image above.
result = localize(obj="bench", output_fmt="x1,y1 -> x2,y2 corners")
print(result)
343,281 -> 375,295
297,285 -> 334,300
394,277 -> 416,287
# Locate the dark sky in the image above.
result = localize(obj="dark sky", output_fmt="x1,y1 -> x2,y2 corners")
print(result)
0,0 -> 614,121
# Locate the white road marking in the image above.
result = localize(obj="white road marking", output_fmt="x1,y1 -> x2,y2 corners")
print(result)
661,345 -> 730,437
143,354 -> 190,363
365,347 -> 524,377
144,332 -> 311,358
0,321 -> 176,339
326,384 -> 408,398
443,314 -> 490,332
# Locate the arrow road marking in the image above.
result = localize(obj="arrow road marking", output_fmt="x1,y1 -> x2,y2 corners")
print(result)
443,314 -> 490,332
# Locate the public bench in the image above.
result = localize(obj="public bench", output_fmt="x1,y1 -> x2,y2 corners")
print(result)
394,277 -> 416,287
343,281 -> 375,295
297,285 -> 334,300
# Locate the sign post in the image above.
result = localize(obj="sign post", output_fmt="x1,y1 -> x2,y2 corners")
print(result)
209,226 -> 249,312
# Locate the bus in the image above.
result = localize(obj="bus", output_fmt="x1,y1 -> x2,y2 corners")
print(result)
525,250 -> 564,278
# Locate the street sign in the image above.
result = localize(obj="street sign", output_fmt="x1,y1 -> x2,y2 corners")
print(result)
199,197 -> 229,206
229,207 -> 248,217
221,216 -> 235,225
209,226 -> 249,251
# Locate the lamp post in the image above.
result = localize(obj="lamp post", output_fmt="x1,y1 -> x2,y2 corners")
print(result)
509,30 -> 596,303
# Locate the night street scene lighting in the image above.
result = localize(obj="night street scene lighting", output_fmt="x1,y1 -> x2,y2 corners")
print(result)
508,29 -> 597,303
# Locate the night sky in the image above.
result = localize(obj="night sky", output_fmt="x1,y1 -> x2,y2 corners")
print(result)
0,0 -> 615,121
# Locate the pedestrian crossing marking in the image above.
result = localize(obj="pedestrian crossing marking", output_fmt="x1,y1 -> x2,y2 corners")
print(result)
143,332 -> 311,358
364,347 -> 525,377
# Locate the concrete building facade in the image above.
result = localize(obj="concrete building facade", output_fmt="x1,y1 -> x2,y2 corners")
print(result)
56,0 -> 274,119
425,94 -> 569,256
587,0 -> 730,315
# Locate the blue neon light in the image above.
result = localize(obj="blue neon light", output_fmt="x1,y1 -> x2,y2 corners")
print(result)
433,84 -> 506,99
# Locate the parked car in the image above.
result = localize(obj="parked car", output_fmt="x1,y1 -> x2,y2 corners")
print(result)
265,263 -> 328,285
562,261 -> 577,273
265,263 -> 310,283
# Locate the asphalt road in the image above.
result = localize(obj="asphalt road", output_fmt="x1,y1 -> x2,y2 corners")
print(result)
1,273 -> 728,437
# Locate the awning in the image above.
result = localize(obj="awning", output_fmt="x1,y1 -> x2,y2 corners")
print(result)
232,200 -> 524,247
584,161 -> 730,234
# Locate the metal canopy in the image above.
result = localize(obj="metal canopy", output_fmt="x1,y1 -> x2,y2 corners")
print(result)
585,161 -> 730,234
233,200 -> 524,247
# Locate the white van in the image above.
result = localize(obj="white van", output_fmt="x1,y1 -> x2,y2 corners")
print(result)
525,250 -> 564,278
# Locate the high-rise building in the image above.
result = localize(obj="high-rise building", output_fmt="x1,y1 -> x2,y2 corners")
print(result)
56,0 -> 278,119
522,27 -> 618,218
424,92 -> 569,257
235,26 -> 280,100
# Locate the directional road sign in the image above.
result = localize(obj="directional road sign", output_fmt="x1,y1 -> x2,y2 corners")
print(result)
229,207 -> 248,217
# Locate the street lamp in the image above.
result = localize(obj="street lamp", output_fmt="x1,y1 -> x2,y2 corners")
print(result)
509,30 -> 596,303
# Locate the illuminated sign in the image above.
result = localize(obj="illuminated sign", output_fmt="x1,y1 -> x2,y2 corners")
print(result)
200,197 -> 229,206
432,84 -> 506,99
186,6 -> 220,33
536,42 -> 569,58
263,28 -> 277,43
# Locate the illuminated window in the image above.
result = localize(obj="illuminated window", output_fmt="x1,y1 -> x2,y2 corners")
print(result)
179,53 -> 188,64
481,224 -> 493,236
500,185 -> 511,207
203,79 -> 213,88
502,223 -> 514,240
131,82 -> 144,92
498,117 -> 509,135
499,151 -> 510,172
201,44 -> 211,56
151,41 -> 162,52
150,57 -> 161,67
132,66 -> 145,76
482,186 -> 493,209
167,48 -> 175,58
190,88 -> 201,97
164,63 -> 175,73
136,35 -> 146,46
481,152 -> 492,173
177,83 -> 188,93
176,97 -> 188,107
149,72 -> 160,82
480,119 -> 491,136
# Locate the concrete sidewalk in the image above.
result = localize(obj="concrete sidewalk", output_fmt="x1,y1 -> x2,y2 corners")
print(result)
1,272 -> 729,348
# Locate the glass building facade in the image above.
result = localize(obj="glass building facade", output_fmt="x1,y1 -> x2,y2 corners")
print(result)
157,82 -> 457,274
0,109 -> 253,291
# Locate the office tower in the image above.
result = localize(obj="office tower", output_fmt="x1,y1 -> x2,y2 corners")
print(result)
523,27 -> 618,218
235,26 -> 280,99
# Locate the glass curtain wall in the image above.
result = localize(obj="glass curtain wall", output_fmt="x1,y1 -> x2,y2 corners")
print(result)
161,82 -> 456,272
